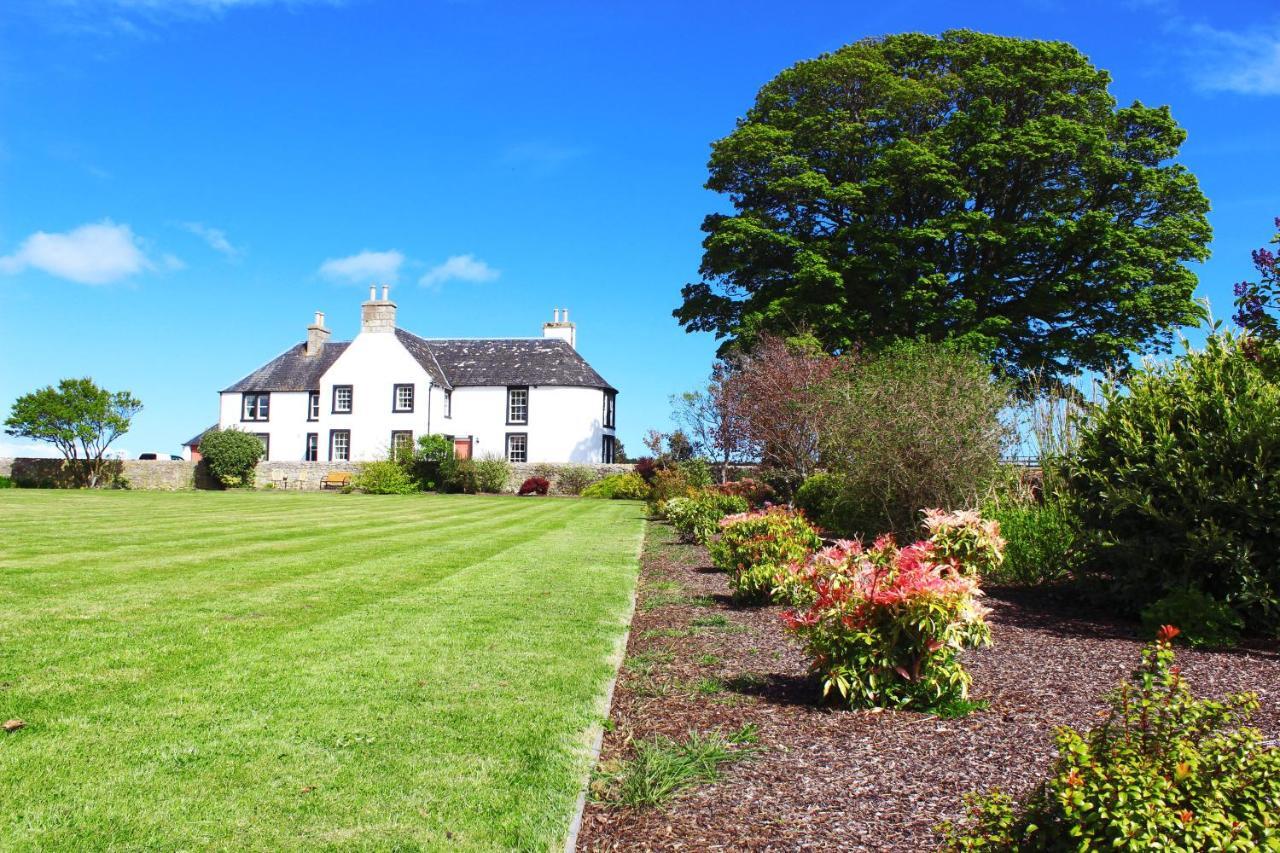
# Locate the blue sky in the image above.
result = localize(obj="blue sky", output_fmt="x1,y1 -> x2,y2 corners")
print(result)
1,0 -> 1278,458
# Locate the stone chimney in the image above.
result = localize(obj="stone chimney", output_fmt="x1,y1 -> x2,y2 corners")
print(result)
306,311 -> 330,355
361,284 -> 397,333
542,307 -> 576,348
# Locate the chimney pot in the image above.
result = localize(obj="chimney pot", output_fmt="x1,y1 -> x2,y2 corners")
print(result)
361,285 -> 397,333
307,309 -> 331,355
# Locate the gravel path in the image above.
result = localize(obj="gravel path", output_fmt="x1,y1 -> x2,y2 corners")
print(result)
579,524 -> 1280,852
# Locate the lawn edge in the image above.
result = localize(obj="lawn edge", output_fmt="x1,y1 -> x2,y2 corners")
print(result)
561,515 -> 648,853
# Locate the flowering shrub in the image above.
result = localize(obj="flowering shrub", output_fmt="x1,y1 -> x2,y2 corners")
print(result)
922,508 -> 1005,578
780,510 -> 999,709
939,626 -> 1280,850
710,507 -> 822,602
518,476 -> 550,496
716,478 -> 777,508
663,490 -> 750,543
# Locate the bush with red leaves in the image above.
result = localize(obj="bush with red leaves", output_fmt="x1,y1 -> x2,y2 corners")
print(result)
518,477 -> 550,496
716,478 -> 776,508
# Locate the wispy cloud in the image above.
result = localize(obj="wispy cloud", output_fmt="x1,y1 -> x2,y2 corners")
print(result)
1187,21 -> 1280,95
0,220 -> 160,285
318,249 -> 404,284
419,254 -> 500,289
27,0 -> 345,36
181,221 -> 242,259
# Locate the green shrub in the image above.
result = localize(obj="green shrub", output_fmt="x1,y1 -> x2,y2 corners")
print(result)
939,627 -> 1280,850
645,467 -> 695,515
354,460 -> 417,495
438,457 -> 475,493
794,472 -> 855,534
781,510 -> 998,709
472,454 -> 510,494
0,475 -> 12,489
406,433 -> 453,489
976,498 -> 1073,586
199,428 -> 265,488
582,472 -> 650,500
710,506 -> 822,603
1141,587 -> 1244,649
1063,332 -> 1280,635
663,491 -> 749,543
676,458 -> 713,488
555,464 -> 597,496
816,341 -> 1009,538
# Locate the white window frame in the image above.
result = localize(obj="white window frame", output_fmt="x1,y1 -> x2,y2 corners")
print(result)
307,391 -> 320,421
304,433 -> 318,462
393,384 -> 414,413
391,430 -> 413,460
443,389 -> 452,418
506,386 -> 528,425
333,385 -> 353,414
506,432 -> 527,463
330,429 -> 351,461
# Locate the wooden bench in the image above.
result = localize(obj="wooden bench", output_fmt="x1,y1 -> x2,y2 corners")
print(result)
321,471 -> 352,490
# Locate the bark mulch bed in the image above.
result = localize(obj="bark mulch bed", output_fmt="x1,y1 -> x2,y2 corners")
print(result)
578,523 -> 1280,851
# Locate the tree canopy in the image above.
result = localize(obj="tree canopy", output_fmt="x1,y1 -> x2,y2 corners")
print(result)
675,30 -> 1212,382
4,378 -> 142,487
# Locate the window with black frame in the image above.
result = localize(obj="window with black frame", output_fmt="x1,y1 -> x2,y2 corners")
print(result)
506,386 -> 528,425
330,429 -> 351,461
333,385 -> 353,414
242,393 -> 270,422
393,384 -> 414,413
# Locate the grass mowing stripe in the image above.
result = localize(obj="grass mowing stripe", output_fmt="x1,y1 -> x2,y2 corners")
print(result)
1,501 -> 592,690
0,493 -> 515,566
0,492 -> 643,850
0,496 -> 522,597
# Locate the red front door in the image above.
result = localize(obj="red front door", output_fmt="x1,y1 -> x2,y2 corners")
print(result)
453,438 -> 472,460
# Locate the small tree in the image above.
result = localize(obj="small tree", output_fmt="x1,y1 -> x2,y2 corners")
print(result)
722,333 -> 843,489
4,378 -> 142,488
200,428 -> 265,488
672,362 -> 755,483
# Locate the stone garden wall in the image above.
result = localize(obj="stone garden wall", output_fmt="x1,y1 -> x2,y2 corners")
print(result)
0,457 -> 638,493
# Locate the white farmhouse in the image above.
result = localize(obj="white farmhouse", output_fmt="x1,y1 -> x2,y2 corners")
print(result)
202,286 -> 618,464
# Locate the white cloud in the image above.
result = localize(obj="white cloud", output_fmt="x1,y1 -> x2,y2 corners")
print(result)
419,254 -> 500,289
0,440 -> 64,459
1188,22 -> 1280,95
318,249 -> 404,284
181,222 -> 241,258
0,220 -> 155,285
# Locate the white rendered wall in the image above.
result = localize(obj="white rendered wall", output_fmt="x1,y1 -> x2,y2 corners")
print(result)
217,390 -> 311,461
446,384 -> 614,463
316,332 -> 433,461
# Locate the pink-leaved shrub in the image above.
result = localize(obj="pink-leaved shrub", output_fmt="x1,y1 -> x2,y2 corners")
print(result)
710,506 -> 823,603
780,509 -> 1003,710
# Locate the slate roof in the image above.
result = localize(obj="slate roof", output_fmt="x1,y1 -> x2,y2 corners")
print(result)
426,337 -> 615,391
221,342 -> 351,393
394,329 -> 452,388
221,331 -> 614,393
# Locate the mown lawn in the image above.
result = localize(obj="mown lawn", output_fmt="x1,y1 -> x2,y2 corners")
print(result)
0,490 -> 645,851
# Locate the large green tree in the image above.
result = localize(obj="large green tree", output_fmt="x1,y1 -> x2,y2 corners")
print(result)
5,378 -> 142,487
675,31 -> 1212,381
